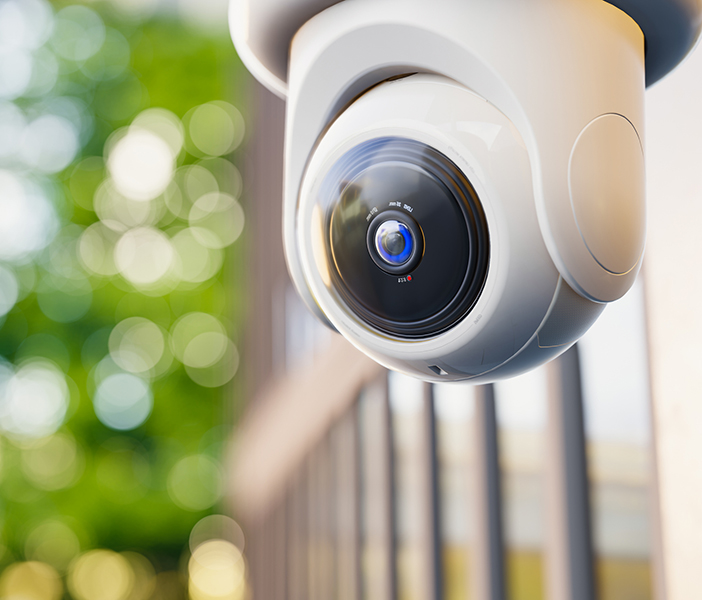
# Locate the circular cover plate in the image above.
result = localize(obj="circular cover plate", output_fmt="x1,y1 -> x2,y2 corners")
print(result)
569,113 -> 645,275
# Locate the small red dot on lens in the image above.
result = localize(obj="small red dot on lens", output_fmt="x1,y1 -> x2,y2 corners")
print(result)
408,276 -> 412,281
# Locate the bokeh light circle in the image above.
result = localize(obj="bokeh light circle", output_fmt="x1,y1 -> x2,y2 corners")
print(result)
21,432 -> 84,491
52,6 -> 106,62
0,50 -> 32,100
81,27 -> 130,82
185,340 -> 239,389
26,47 -> 59,97
94,178 -> 163,231
121,552 -> 156,600
0,101 -> 26,160
189,192 -> 245,249
186,101 -> 245,157
197,158 -> 243,200
0,360 -> 69,440
68,550 -> 134,600
170,313 -> 238,387
132,108 -> 184,158
189,515 -> 246,555
25,520 -> 82,572
167,454 -> 224,511
0,561 -> 63,600
20,115 -> 80,173
0,265 -> 19,317
115,227 -> 174,286
188,540 -> 246,600
0,171 -> 58,262
180,164 -> 219,205
108,129 -> 175,201
171,228 -> 224,284
45,225 -> 87,281
93,373 -> 153,431
183,331 -> 228,369
109,317 -> 169,375
0,0 -> 54,52
79,222 -> 121,276
171,312 -> 227,362
45,96 -> 93,146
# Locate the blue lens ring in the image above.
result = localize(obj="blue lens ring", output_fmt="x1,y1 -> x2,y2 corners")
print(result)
365,209 -> 425,275
375,220 -> 414,265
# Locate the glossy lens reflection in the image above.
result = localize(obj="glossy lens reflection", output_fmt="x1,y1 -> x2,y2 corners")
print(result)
375,220 -> 413,265
322,137 -> 490,338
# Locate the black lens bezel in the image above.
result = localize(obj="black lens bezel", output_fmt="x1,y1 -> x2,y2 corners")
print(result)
322,137 -> 490,339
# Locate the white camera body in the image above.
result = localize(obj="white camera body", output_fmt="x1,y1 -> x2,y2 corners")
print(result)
230,0 -> 701,382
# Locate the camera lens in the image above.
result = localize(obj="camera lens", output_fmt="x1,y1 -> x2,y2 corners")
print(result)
366,212 -> 424,274
377,221 -> 411,264
318,137 -> 490,338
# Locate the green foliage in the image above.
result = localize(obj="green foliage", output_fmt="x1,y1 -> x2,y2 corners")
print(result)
0,1 -> 248,590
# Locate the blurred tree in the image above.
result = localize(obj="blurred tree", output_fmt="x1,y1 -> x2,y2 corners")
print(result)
0,0 -> 249,596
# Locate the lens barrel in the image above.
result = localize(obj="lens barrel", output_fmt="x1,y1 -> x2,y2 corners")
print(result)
320,137 -> 490,338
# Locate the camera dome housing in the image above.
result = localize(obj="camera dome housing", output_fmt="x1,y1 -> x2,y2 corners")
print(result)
299,74 -> 604,380
230,0 -> 702,381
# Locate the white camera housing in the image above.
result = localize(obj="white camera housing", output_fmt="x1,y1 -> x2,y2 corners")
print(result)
230,0 -> 701,382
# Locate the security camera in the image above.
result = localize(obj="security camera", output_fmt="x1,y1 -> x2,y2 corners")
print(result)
230,0 -> 700,382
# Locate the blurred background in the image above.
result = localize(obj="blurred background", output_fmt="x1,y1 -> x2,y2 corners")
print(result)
0,0 -> 250,598
3,1 -> 702,599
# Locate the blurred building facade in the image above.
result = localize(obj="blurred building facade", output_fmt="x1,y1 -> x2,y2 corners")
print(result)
231,82 -> 665,600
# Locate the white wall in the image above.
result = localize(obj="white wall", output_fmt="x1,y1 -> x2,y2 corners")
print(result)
645,41 -> 702,600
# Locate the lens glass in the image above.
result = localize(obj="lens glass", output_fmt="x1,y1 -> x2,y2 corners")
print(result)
314,137 -> 490,338
375,220 -> 413,265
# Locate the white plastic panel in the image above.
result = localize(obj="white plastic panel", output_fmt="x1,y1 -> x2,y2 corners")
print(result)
229,0 -> 340,97
569,113 -> 646,275
229,0 -> 702,95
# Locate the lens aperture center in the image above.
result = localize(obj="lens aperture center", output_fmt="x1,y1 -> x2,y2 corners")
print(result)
376,220 -> 412,265
365,209 -> 424,275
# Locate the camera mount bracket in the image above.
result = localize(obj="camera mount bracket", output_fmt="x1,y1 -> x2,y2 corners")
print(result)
230,0 -> 702,98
